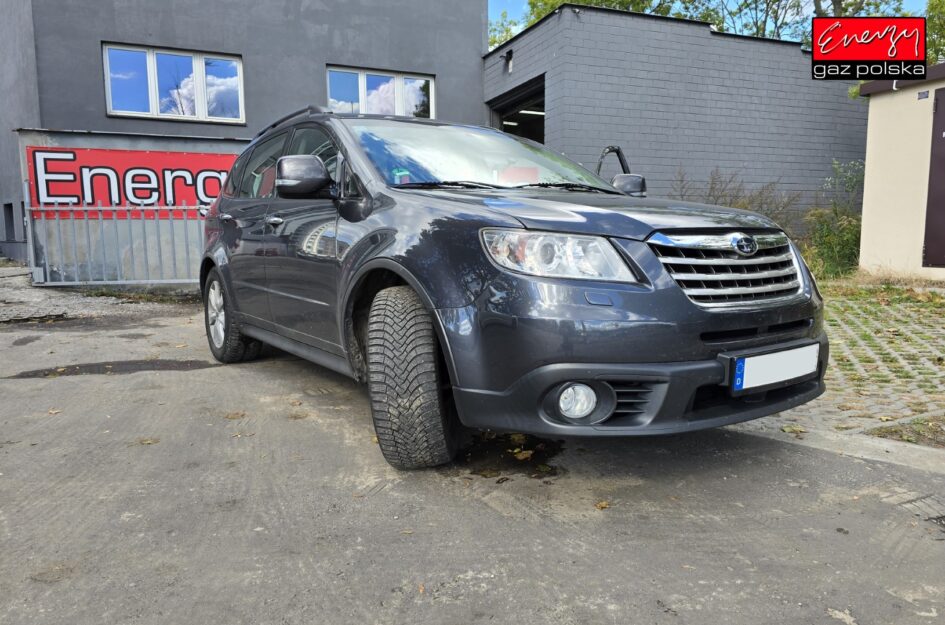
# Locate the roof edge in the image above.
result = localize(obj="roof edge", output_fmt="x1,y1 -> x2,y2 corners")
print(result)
15,127 -> 253,142
860,63 -> 945,96
484,2 -> 807,59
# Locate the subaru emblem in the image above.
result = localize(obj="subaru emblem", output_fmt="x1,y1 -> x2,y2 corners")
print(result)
730,233 -> 758,257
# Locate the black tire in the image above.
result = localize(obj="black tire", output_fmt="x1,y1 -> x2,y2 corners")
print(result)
203,267 -> 262,364
366,286 -> 457,469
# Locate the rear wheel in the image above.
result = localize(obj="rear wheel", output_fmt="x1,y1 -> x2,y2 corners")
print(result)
366,286 -> 457,469
203,267 -> 262,363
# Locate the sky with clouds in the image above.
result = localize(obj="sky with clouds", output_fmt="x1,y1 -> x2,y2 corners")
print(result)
488,0 -> 928,23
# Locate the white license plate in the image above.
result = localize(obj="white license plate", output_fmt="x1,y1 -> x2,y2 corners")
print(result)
732,343 -> 820,392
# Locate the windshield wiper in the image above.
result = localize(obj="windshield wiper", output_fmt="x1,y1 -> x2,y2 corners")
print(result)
513,182 -> 619,194
393,180 -> 505,190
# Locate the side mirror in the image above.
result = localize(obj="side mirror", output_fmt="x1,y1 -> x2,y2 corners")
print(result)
336,197 -> 373,223
612,173 -> 646,197
276,155 -> 331,198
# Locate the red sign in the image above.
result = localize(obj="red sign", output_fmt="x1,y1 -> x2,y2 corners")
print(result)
811,17 -> 927,80
813,17 -> 926,62
26,146 -> 238,208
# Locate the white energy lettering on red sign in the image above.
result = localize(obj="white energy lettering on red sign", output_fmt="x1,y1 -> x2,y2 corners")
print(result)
29,148 -> 233,207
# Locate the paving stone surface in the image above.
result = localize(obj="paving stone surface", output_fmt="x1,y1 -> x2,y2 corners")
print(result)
739,288 -> 945,442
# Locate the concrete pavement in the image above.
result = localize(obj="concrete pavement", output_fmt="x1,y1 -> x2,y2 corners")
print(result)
1,299 -> 944,624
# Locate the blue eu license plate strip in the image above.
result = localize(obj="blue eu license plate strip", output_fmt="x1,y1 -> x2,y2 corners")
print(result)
733,358 -> 747,391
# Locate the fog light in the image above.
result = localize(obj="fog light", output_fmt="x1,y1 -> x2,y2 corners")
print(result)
558,383 -> 597,420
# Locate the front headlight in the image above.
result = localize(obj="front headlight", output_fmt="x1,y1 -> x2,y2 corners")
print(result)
481,228 -> 637,282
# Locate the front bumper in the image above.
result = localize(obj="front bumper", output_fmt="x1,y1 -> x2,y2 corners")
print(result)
449,334 -> 827,436
436,237 -> 827,436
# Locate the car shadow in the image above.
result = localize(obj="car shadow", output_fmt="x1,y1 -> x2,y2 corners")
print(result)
449,425 -> 800,485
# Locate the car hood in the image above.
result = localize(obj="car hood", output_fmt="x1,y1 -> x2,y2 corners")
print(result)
410,189 -> 782,239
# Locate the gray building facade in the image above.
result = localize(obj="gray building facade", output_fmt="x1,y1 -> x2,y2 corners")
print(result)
484,5 -> 868,222
1,1 -> 867,264
0,0 -> 488,260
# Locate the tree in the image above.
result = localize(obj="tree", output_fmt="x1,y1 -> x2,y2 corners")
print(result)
489,10 -> 520,49
811,0 -> 904,18
930,0 -> 945,65
521,0 -> 909,43
525,0 -> 721,25
715,0 -> 805,39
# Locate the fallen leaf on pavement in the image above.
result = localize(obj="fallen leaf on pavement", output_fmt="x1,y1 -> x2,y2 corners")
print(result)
47,409 -> 61,415
175,344 -> 187,348
475,468 -> 501,478
514,450 -> 533,461
224,411 -> 246,420
781,424 -> 807,434
509,433 -> 527,445
878,416 -> 895,422
400,529 -> 414,535
135,437 -> 159,445
290,400 -> 302,406
595,500 -> 610,510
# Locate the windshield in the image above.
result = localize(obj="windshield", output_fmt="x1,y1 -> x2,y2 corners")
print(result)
342,119 -> 614,191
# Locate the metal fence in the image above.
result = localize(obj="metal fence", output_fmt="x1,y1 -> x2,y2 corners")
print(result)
26,200 -> 206,287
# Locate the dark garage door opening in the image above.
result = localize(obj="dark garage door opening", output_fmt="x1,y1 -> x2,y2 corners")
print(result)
490,76 -> 544,144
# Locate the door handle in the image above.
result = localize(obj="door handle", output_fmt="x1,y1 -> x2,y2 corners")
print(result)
266,216 -> 284,226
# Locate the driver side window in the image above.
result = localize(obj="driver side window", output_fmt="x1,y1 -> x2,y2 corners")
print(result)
287,126 -> 340,182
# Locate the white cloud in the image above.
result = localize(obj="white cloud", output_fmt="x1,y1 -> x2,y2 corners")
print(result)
364,79 -> 396,115
206,74 -> 240,118
159,72 -> 197,116
328,97 -> 358,114
109,71 -> 137,80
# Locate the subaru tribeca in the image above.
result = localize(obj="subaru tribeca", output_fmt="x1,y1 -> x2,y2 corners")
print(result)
201,106 -> 827,469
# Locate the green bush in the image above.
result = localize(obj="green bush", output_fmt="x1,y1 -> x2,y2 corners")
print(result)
801,160 -> 864,279
802,207 -> 862,278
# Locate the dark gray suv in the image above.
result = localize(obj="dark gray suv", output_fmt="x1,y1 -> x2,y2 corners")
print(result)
201,106 -> 827,469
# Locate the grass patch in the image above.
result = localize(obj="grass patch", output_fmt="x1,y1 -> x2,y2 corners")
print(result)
869,414 -> 945,449
822,282 -> 945,308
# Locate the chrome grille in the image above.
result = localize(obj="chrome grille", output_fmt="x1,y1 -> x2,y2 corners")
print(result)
648,231 -> 802,307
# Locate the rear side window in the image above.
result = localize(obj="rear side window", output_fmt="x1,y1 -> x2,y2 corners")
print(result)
222,151 -> 249,197
238,132 -> 287,199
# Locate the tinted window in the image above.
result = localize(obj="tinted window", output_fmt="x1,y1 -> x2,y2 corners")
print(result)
327,70 -> 359,114
106,48 -> 149,113
222,151 -> 249,197
205,57 -> 241,119
404,78 -> 431,118
287,127 -> 340,182
156,52 -> 196,116
365,74 -> 395,115
238,133 -> 287,199
346,120 -> 612,190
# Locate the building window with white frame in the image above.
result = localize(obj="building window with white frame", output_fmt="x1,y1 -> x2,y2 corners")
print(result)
327,67 -> 434,118
104,44 -> 245,123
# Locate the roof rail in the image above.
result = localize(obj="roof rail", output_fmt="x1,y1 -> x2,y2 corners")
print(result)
254,105 -> 331,137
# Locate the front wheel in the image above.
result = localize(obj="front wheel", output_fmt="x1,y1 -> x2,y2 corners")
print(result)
203,267 -> 262,363
366,286 -> 457,469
